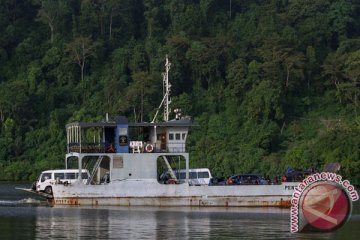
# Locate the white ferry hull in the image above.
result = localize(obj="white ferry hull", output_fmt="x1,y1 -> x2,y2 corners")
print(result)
49,181 -> 297,207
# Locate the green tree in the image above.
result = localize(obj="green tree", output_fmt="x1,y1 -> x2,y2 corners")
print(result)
327,0 -> 354,43
106,0 -> 122,40
186,38 -> 229,87
241,80 -> 284,122
0,118 -> 15,161
35,0 -> 70,43
65,36 -> 98,84
167,1 -> 202,37
343,50 -> 360,116
322,52 -> 347,103
126,71 -> 158,122
226,58 -> 248,98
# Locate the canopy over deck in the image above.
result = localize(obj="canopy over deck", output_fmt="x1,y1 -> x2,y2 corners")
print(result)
66,116 -> 196,154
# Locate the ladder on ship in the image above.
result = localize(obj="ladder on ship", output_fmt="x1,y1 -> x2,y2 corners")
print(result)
162,155 -> 178,181
87,155 -> 104,184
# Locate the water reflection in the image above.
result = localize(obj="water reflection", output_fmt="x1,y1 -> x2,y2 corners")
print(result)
35,207 -> 111,239
32,206 -> 347,239
0,204 -> 358,239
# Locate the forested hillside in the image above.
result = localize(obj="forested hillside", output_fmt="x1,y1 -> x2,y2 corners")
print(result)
0,0 -> 359,185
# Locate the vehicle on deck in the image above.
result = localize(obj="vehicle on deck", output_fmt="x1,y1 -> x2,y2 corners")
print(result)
228,174 -> 266,185
283,167 -> 313,182
208,177 -> 227,186
36,169 -> 90,195
175,168 -> 212,185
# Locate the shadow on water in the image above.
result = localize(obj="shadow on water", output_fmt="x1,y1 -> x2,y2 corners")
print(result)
0,183 -> 359,239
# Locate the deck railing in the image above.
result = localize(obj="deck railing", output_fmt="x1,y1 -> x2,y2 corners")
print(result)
67,142 -> 186,154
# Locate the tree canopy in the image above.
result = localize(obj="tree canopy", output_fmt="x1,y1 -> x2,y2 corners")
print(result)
0,0 -> 359,185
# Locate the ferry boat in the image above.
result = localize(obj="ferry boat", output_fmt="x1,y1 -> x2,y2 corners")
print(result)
20,56 -> 297,207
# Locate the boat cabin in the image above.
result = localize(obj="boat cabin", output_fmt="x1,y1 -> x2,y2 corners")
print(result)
66,116 -> 194,154
64,116 -> 195,185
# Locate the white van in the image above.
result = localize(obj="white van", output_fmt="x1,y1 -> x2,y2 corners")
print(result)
36,169 -> 90,194
174,168 -> 212,185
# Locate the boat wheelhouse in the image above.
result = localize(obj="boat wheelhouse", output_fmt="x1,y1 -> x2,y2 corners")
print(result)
64,115 -> 195,187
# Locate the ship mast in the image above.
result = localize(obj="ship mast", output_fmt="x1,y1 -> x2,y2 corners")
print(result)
163,55 -> 171,122
152,55 -> 171,123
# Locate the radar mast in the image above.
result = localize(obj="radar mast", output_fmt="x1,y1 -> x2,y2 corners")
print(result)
152,55 -> 171,123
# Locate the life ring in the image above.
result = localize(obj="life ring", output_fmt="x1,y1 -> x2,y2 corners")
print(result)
145,143 -> 153,153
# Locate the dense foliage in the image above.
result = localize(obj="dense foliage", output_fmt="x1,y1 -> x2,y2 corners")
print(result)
0,0 -> 359,185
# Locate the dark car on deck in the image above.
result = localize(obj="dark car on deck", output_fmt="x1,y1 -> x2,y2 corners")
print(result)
228,174 -> 266,185
285,170 -> 312,182
209,176 -> 227,186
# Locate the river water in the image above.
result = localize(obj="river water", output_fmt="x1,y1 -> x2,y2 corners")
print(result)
0,183 -> 359,239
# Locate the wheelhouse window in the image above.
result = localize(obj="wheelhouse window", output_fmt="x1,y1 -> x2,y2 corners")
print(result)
182,133 -> 186,140
168,132 -> 187,141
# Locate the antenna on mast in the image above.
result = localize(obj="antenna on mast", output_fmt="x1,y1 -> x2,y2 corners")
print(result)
152,55 -> 171,123
163,55 -> 171,122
